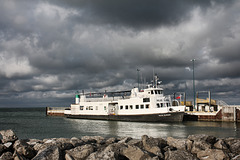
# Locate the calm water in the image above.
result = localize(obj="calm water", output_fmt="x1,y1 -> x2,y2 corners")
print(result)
0,107 -> 240,140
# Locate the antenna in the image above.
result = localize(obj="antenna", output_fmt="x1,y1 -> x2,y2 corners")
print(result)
152,68 -> 155,86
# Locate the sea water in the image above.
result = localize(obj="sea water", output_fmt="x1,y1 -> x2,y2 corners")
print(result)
0,107 -> 240,140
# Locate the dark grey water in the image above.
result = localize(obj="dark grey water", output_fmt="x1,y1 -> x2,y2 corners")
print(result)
0,108 -> 240,140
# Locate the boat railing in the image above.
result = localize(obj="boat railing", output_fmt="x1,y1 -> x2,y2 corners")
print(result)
86,96 -> 130,102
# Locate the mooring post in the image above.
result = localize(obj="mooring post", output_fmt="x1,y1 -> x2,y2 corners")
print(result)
234,106 -> 236,122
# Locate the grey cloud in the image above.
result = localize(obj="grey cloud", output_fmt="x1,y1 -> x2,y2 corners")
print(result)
52,0 -> 233,29
0,0 -> 240,107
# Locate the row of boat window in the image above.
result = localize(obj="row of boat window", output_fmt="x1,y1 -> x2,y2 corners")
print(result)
149,90 -> 163,95
119,104 -> 149,110
157,103 -> 171,108
80,106 -> 100,110
79,103 -> 171,111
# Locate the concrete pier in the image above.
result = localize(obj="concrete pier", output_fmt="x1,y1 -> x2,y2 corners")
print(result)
184,105 -> 240,122
46,107 -> 69,116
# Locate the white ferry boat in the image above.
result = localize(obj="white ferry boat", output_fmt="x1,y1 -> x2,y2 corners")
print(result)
64,76 -> 185,122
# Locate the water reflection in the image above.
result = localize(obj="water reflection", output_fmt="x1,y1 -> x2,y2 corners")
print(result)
63,118 -> 240,139
1,107 -> 239,139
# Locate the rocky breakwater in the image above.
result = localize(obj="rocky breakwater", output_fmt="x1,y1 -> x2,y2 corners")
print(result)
1,129 -> 240,160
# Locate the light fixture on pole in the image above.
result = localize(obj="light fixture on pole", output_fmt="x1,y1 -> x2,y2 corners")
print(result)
191,59 -> 196,110
137,68 -> 140,90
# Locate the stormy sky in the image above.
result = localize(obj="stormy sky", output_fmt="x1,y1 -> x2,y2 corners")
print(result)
0,0 -> 240,107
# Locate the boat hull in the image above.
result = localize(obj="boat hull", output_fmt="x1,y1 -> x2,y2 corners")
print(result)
65,112 -> 184,122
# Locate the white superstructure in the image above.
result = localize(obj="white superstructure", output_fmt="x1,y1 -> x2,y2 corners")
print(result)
64,75 -> 185,122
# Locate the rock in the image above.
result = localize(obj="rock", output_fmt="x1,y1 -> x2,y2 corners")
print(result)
13,151 -> 28,160
13,139 -> 36,159
141,135 -> 164,158
32,145 -> 62,160
86,143 -> 127,160
81,136 -> 105,144
167,137 -> 192,151
127,139 -> 143,148
188,134 -> 216,154
162,145 -> 177,153
26,139 -> 43,147
165,149 -> 197,160
55,138 -> 74,151
86,149 -> 116,160
188,134 -> 217,145
156,138 -> 168,149
214,139 -> 229,150
0,144 -> 5,155
34,138 -> 74,152
65,144 -> 95,160
1,130 -> 240,160
65,153 -> 74,160
0,130 -> 18,143
70,137 -> 85,147
225,138 -> 240,154
105,137 -> 119,145
118,137 -> 132,144
33,143 -> 48,152
191,140 -> 212,154
0,151 -> 13,160
232,155 -> 240,160
121,144 -> 157,160
43,138 -> 57,143
196,149 -> 228,160
4,142 -> 13,150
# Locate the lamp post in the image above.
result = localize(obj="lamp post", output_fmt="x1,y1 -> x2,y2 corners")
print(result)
137,68 -> 140,90
191,59 -> 196,110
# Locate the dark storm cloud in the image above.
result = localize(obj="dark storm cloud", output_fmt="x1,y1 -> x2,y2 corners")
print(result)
0,0 -> 240,107
52,0 -> 233,29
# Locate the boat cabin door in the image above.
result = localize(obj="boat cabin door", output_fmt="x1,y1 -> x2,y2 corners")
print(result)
108,103 -> 118,115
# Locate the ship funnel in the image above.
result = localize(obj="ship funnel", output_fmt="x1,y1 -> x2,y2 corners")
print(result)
75,94 -> 80,104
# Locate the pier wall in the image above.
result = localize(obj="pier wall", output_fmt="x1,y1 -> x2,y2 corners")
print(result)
46,107 -> 69,116
185,105 -> 240,122
221,105 -> 240,122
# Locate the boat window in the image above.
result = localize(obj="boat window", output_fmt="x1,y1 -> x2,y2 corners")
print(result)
104,106 -> 106,110
125,105 -> 128,110
120,106 -> 123,110
157,90 -> 161,94
160,103 -> 164,107
89,106 -> 93,110
136,105 -> 139,109
166,103 -> 169,107
130,105 -> 133,109
95,106 -> 98,110
141,105 -> 144,109
148,92 -> 151,94
80,106 -> 84,110
143,98 -> 150,102
155,90 -> 158,94
151,90 -> 154,94
86,106 -> 89,110
146,104 -> 149,109
157,103 -> 160,108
